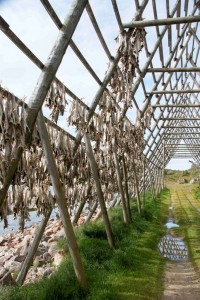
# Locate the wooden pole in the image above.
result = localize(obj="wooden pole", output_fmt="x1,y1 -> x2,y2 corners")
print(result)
153,104 -> 200,108
16,210 -> 51,285
142,159 -> 146,207
132,159 -> 142,214
112,143 -> 130,224
72,199 -> 87,226
147,67 -> 200,73
37,111 -> 88,289
122,155 -> 132,222
0,0 -> 88,210
84,133 -> 115,249
148,89 -> 200,95
84,202 -> 98,224
123,15 -> 200,28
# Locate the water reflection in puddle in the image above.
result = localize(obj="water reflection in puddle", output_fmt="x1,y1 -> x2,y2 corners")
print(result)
158,234 -> 188,261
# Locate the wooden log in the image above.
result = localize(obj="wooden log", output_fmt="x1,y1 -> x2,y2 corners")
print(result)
123,15 -> 200,28
142,160 -> 146,207
163,126 -> 200,128
37,111 -> 88,289
84,133 -> 115,249
72,199 -> 87,226
122,156 -> 132,222
16,211 -> 51,285
147,67 -> 200,73
148,89 -> 200,95
112,143 -> 130,223
132,159 -> 142,214
152,104 -> 200,108
161,118 -> 200,120
84,202 -> 98,224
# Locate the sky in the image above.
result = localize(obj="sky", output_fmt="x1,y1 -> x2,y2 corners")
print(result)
0,0 -> 197,171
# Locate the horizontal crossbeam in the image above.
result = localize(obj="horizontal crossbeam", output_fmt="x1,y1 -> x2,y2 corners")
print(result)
123,15 -> 200,28
152,104 -> 200,108
147,67 -> 200,73
148,89 -> 200,95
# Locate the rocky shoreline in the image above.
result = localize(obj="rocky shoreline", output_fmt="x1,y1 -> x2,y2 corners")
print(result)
0,212 -> 91,286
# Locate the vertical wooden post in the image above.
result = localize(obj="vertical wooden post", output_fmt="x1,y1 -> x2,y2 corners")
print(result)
132,159 -> 142,214
37,111 -> 88,290
147,165 -> 155,199
142,159 -> 146,208
84,133 -> 115,249
16,211 -> 51,285
122,155 -> 132,222
162,142 -> 165,189
112,143 -> 130,224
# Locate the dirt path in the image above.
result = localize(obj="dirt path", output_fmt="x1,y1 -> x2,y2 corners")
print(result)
162,261 -> 200,299
162,184 -> 200,299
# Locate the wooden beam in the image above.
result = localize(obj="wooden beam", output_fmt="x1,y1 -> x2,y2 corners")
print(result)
112,144 -> 130,222
161,118 -> 200,120
148,89 -> 200,95
16,211 -> 51,285
152,104 -> 200,108
163,126 -> 200,128
123,15 -> 200,28
84,133 -> 115,248
147,67 -> 200,73
37,111 -> 88,289
164,132 -> 200,135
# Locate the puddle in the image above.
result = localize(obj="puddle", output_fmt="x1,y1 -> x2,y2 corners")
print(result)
165,218 -> 179,229
158,234 -> 188,261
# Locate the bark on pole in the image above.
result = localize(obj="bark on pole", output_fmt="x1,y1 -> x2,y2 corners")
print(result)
122,155 -> 132,222
84,133 -> 115,249
16,210 -> 51,285
84,202 -> 98,224
0,0 -> 88,210
132,159 -> 142,214
37,111 -> 88,290
72,199 -> 86,226
112,143 -> 130,224
142,159 -> 146,208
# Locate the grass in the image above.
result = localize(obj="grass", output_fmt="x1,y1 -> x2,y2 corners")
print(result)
0,189 -> 170,300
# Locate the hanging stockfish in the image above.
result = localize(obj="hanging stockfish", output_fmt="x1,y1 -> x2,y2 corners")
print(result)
44,80 -> 68,123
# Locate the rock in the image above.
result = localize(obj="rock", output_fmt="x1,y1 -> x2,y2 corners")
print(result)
21,235 -> 32,256
54,228 -> 65,241
0,272 -> 16,286
4,259 -> 21,273
43,252 -> 52,263
43,267 -> 54,277
14,255 -> 25,263
0,237 -> 5,246
48,243 -> 57,256
33,257 -> 45,268
45,228 -> 54,236
0,268 -> 8,279
53,253 -> 64,267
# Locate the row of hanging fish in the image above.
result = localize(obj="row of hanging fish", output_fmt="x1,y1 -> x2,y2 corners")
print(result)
0,27 -> 153,231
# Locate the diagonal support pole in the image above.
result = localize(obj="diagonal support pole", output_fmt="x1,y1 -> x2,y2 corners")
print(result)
37,111 -> 88,289
84,133 -> 115,249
